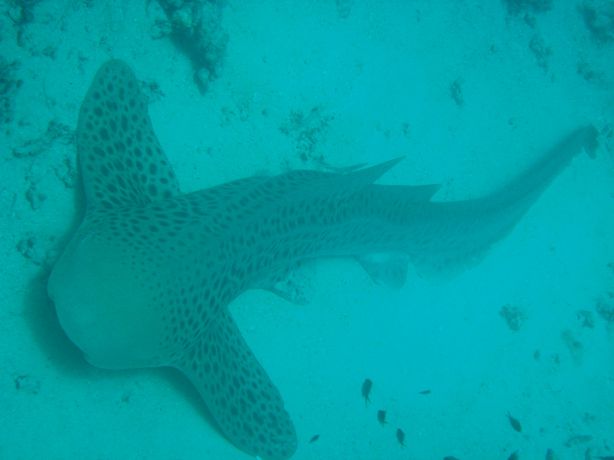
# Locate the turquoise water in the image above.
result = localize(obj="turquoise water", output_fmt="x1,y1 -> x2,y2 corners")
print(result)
1,1 -> 613,459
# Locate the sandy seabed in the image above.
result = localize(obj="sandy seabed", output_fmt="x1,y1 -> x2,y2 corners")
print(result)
1,1 -> 613,459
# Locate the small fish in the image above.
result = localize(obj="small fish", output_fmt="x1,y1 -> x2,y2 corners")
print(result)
419,389 -> 431,395
308,434 -> 319,443
508,450 -> 519,460
396,428 -> 405,447
595,456 -> 614,460
565,434 -> 593,447
377,409 -> 387,425
545,448 -> 556,460
506,412 -> 522,432
361,378 -> 372,405
443,457 -> 460,460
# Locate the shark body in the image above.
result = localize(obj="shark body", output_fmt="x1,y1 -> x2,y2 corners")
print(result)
48,60 -> 597,459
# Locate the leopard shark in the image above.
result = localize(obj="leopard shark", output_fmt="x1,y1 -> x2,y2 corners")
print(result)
47,60 -> 597,459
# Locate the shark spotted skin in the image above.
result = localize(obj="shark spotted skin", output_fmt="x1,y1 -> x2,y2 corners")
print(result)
47,60 -> 597,459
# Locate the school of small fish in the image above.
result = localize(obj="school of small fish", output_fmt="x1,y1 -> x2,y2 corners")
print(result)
354,379 -> 612,459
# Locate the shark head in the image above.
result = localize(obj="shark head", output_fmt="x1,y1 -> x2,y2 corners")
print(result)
48,221 -> 166,369
48,60 -> 297,460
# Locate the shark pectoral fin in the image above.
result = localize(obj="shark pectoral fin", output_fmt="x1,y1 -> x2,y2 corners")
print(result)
356,253 -> 410,289
77,59 -> 181,208
175,311 -> 297,460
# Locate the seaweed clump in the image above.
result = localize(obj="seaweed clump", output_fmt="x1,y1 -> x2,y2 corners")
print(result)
529,34 -> 552,71
6,0 -> 41,25
596,293 -> 614,324
579,0 -> 614,43
280,106 -> 334,165
7,0 -> 44,47
499,304 -> 526,331
502,0 -> 552,16
154,0 -> 228,93
0,56 -> 22,128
